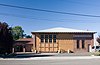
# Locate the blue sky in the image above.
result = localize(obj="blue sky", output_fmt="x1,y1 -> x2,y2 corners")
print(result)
0,0 -> 100,35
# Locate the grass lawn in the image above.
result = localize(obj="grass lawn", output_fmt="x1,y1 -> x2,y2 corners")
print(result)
92,52 -> 100,56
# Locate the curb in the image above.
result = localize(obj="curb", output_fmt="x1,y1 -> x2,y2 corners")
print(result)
0,56 -> 100,60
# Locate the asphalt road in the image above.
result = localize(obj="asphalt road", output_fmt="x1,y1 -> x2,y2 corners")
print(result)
0,59 -> 100,65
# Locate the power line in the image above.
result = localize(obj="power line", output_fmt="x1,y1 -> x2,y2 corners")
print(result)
0,12 -> 77,22
0,3 -> 100,17
66,0 -> 100,7
0,12 -> 98,23
0,12 -> 56,21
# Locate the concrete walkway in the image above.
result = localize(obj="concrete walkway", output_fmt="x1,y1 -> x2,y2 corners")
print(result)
0,55 -> 100,60
0,52 -> 100,60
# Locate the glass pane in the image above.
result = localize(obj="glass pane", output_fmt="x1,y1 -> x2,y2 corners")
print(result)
40,35 -> 44,43
49,35 -> 52,39
41,35 -> 44,38
53,35 -> 56,38
41,39 -> 44,43
53,38 -> 56,43
45,35 -> 48,43
45,35 -> 48,38
49,39 -> 52,43
45,38 -> 48,43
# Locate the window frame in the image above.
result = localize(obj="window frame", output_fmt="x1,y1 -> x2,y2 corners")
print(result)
77,40 -> 80,49
53,35 -> 56,43
49,35 -> 52,43
82,40 -> 85,49
45,35 -> 48,43
40,35 -> 44,43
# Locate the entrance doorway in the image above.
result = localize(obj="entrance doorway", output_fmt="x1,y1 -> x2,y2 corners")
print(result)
15,45 -> 23,52
88,44 -> 91,52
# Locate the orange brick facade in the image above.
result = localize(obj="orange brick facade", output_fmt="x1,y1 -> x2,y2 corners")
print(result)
32,33 -> 94,53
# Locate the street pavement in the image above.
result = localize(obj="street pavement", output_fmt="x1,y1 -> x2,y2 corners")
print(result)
0,52 -> 100,60
0,52 -> 100,65
0,58 -> 100,65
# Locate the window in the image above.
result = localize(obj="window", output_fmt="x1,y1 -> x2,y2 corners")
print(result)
41,34 -> 56,43
45,35 -> 48,43
41,35 -> 44,38
49,35 -> 52,43
77,40 -> 80,49
53,35 -> 56,43
82,40 -> 85,49
40,35 -> 44,43
49,39 -> 52,43
53,35 -> 56,38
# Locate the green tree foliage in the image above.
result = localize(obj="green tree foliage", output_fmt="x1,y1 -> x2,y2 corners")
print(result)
25,35 -> 32,38
0,22 -> 14,54
12,26 -> 24,40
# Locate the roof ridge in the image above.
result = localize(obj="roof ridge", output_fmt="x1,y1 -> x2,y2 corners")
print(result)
32,27 -> 96,33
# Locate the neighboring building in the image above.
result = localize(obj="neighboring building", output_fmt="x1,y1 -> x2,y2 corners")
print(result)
31,27 -> 96,53
13,38 -> 33,52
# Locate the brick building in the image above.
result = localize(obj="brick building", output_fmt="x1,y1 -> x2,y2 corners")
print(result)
31,27 -> 96,53
13,38 -> 33,52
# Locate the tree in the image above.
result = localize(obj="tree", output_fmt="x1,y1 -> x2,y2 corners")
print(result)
0,22 -> 14,54
12,26 -> 24,40
25,35 -> 32,38
97,36 -> 100,45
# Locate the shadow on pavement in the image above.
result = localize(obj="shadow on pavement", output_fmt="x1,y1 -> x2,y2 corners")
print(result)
0,52 -> 92,59
0,53 -> 54,58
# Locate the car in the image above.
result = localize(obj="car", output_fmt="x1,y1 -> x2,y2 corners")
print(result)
92,46 -> 100,52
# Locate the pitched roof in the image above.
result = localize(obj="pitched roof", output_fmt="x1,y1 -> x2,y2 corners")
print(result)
32,27 -> 96,33
16,38 -> 33,41
15,38 -> 33,44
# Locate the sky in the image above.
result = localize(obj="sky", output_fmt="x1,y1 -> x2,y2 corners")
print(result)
0,0 -> 100,35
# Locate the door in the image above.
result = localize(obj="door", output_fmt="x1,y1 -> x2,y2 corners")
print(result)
88,44 -> 92,52
15,45 -> 23,52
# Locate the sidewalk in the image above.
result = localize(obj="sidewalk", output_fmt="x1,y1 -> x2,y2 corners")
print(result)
0,55 -> 100,60
30,56 -> 100,60
0,52 -> 100,60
